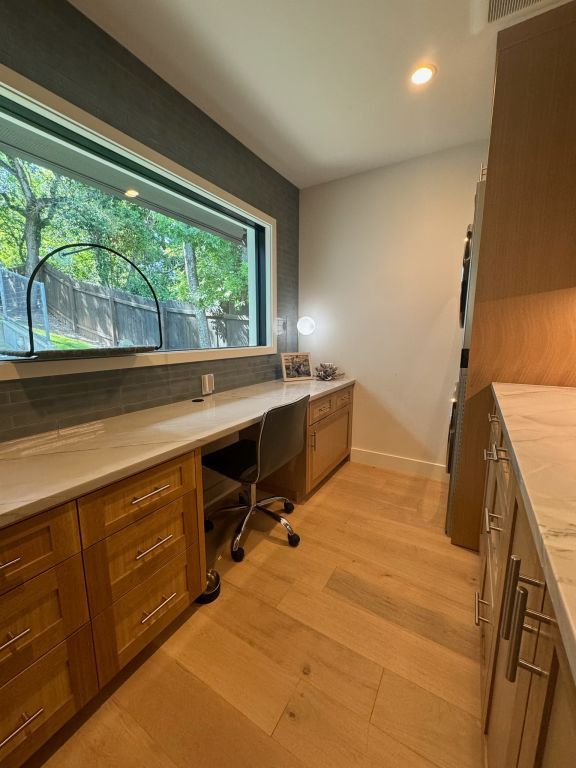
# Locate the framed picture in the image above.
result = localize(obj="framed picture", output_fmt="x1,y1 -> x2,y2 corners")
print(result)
281,352 -> 313,382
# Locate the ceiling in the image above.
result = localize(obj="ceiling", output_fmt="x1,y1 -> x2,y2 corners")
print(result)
68,0 -> 566,189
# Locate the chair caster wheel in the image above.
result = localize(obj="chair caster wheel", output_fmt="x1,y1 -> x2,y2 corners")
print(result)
194,569 -> 221,604
231,547 -> 245,562
204,519 -> 214,533
283,501 -> 294,513
288,533 -> 300,548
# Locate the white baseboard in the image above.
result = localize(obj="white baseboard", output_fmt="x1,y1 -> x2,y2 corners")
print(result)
350,447 -> 448,482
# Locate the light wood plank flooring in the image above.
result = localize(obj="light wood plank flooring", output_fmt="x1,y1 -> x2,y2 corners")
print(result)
32,462 -> 481,768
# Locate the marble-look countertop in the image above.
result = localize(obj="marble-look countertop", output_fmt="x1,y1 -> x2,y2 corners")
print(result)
493,382 -> 576,682
0,377 -> 354,529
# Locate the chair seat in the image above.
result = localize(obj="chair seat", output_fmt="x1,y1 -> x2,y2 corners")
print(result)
202,439 -> 258,484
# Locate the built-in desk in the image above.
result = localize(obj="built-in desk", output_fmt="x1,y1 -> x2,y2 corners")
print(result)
0,376 -> 354,529
0,376 -> 354,767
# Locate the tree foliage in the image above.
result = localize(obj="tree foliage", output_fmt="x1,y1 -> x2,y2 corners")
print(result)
0,148 -> 249,320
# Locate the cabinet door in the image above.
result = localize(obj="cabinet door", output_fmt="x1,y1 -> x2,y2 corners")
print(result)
78,453 -> 196,547
0,626 -> 97,768
0,504 -> 80,596
92,550 -> 195,687
517,590 -> 576,768
485,491 -> 545,767
307,406 -> 351,491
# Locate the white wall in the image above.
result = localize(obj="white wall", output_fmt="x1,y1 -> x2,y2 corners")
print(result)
299,141 -> 487,480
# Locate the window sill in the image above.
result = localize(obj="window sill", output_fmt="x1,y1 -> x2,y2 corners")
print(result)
0,343 -> 278,382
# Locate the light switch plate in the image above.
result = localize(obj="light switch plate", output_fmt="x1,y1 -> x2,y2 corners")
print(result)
201,373 -> 215,395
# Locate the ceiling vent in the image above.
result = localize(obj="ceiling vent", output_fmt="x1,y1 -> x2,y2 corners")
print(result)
488,0 -> 545,22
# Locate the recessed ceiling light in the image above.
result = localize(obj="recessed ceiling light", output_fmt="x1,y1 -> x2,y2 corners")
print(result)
124,189 -> 139,198
411,65 -> 436,86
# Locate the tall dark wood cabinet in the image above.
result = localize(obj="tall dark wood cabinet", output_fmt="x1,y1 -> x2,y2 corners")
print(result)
451,1 -> 576,549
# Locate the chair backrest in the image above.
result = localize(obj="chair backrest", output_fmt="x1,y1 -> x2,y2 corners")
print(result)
256,395 -> 310,482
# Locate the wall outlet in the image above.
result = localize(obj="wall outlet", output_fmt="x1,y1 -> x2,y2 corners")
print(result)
201,373 -> 215,395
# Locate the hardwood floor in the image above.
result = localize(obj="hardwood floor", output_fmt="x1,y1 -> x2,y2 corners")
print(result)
34,462 -> 481,768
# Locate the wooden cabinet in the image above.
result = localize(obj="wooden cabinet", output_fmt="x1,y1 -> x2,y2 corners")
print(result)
479,400 -> 576,767
0,503 -> 80,596
0,626 -> 98,768
0,555 -> 89,686
78,453 -> 196,546
0,448 -> 206,766
308,405 -> 352,490
451,0 -> 576,550
485,490 -> 546,767
517,591 -> 576,767
261,385 -> 354,502
83,493 -> 198,615
92,550 -> 196,686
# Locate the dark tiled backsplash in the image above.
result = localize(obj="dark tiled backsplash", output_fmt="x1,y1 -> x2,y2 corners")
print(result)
0,355 -> 281,442
0,0 -> 300,443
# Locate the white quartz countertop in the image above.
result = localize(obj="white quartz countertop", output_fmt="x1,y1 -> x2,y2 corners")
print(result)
492,382 -> 576,682
0,377 -> 354,529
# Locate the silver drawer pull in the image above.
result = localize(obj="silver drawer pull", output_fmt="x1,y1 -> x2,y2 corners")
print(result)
488,413 -> 499,424
0,708 -> 44,750
484,507 -> 503,534
141,592 -> 177,624
506,588 -> 554,683
135,534 -> 174,561
484,444 -> 499,462
501,556 -> 545,640
131,484 -> 171,505
506,586 -> 528,682
495,446 -> 510,462
474,591 -> 490,626
0,557 -> 22,572
0,627 -> 31,653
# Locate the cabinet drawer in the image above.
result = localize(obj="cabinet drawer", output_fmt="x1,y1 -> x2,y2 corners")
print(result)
84,493 -> 198,616
334,386 -> 353,411
0,625 -> 97,768
0,504 -> 80,596
309,394 -> 334,424
92,550 -> 195,686
78,453 -> 196,547
307,406 -> 351,491
0,555 -> 89,686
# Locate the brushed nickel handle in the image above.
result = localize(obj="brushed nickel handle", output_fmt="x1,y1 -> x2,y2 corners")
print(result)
484,507 -> 503,534
495,445 -> 510,462
0,627 -> 31,653
0,557 -> 22,571
484,444 -> 499,462
131,484 -> 171,505
311,432 -> 317,451
501,556 -> 522,640
524,607 -> 557,625
141,592 -> 177,624
506,586 -> 552,682
0,708 -> 44,750
501,556 -> 545,640
488,414 -> 499,423
474,591 -> 490,626
506,586 -> 528,682
518,659 -> 549,677
135,534 -> 174,561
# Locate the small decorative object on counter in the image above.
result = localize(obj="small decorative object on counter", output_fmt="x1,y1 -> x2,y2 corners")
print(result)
315,362 -> 343,381
281,352 -> 313,381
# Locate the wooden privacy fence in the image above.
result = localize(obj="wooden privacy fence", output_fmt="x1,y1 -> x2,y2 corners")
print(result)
42,265 -> 249,349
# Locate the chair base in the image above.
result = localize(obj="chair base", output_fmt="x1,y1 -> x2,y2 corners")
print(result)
218,486 -> 300,562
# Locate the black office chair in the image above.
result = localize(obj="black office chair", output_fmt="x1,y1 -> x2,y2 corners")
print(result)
202,395 -> 309,562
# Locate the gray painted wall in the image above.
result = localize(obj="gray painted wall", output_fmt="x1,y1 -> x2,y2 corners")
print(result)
0,0 -> 298,442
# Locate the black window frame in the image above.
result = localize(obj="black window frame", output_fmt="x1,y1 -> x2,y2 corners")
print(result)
0,95 -> 270,353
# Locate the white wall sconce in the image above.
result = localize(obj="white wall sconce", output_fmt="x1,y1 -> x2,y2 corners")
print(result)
297,316 -> 316,336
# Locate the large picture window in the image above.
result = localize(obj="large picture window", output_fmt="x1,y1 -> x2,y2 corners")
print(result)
0,92 -> 272,361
